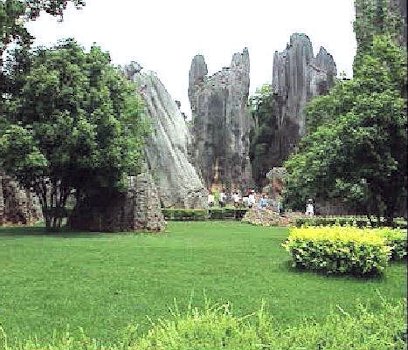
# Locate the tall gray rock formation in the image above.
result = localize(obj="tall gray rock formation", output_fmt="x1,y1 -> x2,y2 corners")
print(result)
0,172 -> 42,225
125,65 -> 208,209
188,48 -> 253,191
68,168 -> 166,232
272,33 -> 337,137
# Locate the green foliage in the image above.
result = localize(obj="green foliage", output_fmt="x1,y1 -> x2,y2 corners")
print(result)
284,34 -> 407,222
0,40 -> 147,230
162,208 -> 249,221
295,216 -> 408,229
248,84 -> 278,186
354,0 -> 405,54
162,208 -> 209,221
0,0 -> 85,55
1,300 -> 405,349
382,228 -> 408,260
283,227 -> 393,275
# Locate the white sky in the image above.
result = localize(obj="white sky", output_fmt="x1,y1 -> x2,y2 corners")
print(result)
26,0 -> 357,117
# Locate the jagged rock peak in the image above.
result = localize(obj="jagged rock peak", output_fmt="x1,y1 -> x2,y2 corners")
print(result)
189,54 -> 208,90
127,68 -> 208,209
231,47 -> 250,67
188,48 -> 253,191
313,47 -> 337,75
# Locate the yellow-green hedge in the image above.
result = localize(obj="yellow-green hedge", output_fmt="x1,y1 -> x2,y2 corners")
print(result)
283,227 -> 393,275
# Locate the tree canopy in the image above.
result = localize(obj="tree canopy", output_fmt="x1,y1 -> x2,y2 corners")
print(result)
283,34 -> 407,222
0,39 -> 147,230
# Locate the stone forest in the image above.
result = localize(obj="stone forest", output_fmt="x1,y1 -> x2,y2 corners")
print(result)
0,0 -> 407,348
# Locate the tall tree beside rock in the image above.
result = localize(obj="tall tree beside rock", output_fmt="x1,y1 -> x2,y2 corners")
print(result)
124,64 -> 208,209
0,0 -> 84,226
283,1 -> 407,223
188,48 -> 253,191
0,40 -> 148,231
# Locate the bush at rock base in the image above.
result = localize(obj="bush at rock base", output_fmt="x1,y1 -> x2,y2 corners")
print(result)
283,227 -> 392,275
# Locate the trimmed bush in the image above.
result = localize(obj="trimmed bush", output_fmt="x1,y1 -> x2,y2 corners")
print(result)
382,228 -> 407,260
295,216 -> 407,229
4,300 -> 406,350
162,209 -> 208,221
283,227 -> 392,275
162,208 -> 248,221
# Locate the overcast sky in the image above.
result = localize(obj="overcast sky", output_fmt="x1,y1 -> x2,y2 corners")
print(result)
26,0 -> 357,116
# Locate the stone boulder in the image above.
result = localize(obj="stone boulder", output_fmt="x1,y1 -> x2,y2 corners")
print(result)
0,171 -> 42,225
68,168 -> 166,232
188,48 -> 253,191
125,66 -> 207,209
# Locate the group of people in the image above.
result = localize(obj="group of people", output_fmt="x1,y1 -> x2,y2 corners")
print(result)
208,189 -> 315,216
208,189 -> 270,210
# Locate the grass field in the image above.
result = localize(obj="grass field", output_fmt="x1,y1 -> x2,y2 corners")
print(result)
0,221 -> 406,345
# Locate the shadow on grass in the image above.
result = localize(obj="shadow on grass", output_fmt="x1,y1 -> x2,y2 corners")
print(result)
282,260 -> 387,282
0,225 -> 144,238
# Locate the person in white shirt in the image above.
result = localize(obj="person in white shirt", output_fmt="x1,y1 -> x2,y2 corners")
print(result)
232,191 -> 241,208
248,190 -> 256,208
305,199 -> 314,216
219,190 -> 227,207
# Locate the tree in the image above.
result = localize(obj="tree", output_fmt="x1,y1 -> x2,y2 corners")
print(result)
248,84 -> 278,187
0,39 -> 147,230
1,0 -> 85,130
0,0 -> 85,58
284,35 -> 407,223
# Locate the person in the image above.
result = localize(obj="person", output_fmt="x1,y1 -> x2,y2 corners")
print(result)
305,198 -> 314,216
277,200 -> 283,215
208,191 -> 215,207
232,191 -> 241,208
242,194 -> 249,207
258,194 -> 269,209
248,190 -> 256,208
219,190 -> 227,208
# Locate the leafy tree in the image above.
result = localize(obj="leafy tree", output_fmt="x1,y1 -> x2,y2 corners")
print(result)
1,0 -> 85,129
0,0 -> 85,58
0,39 -> 147,230
248,84 -> 278,187
284,35 -> 407,223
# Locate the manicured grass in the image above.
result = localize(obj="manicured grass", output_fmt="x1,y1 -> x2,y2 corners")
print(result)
0,221 -> 406,345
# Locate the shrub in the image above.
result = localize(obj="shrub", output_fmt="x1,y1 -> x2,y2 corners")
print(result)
161,209 -> 208,221
295,216 -> 407,229
283,227 -> 392,275
382,228 -> 407,260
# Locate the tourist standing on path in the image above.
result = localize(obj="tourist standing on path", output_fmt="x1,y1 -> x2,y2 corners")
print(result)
232,191 -> 241,208
248,190 -> 256,208
305,198 -> 314,216
258,194 -> 269,209
219,190 -> 226,207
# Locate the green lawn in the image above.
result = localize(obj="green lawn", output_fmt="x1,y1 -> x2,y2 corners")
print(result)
0,221 -> 406,345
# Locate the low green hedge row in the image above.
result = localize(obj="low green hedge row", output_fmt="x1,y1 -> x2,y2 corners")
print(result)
295,216 -> 407,228
283,227 -> 396,275
3,300 -> 405,349
162,208 -> 248,221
